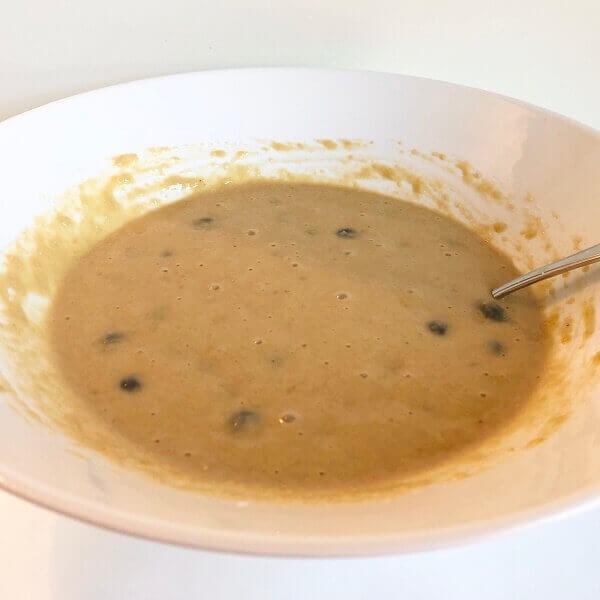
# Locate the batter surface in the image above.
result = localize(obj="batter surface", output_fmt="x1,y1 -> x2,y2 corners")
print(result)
48,182 -> 549,495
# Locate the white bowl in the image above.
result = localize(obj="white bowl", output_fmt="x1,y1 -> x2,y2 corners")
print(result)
0,68 -> 599,556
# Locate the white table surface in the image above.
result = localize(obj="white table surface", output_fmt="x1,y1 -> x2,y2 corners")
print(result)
1,1 -> 600,598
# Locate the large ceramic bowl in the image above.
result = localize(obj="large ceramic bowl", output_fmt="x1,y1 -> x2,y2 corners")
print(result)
0,69 -> 599,556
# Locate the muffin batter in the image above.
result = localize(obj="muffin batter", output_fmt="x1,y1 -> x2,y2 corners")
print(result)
48,181 -> 549,495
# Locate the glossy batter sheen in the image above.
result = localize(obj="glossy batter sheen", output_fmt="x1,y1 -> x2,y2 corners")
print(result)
48,182 -> 549,495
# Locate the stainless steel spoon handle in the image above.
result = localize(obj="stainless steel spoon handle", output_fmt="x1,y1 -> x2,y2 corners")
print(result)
491,243 -> 600,299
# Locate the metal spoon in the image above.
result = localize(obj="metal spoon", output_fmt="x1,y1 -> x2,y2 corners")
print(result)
491,243 -> 600,299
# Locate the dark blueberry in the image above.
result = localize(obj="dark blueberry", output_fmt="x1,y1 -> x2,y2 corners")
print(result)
229,409 -> 260,433
192,216 -> 214,229
103,332 -> 125,344
488,340 -> 506,355
119,376 -> 142,392
427,320 -> 448,336
478,301 -> 508,322
336,227 -> 358,239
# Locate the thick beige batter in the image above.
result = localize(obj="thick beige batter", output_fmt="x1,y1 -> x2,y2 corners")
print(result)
48,181 -> 549,495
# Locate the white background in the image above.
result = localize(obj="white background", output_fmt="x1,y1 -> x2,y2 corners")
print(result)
1,1 -> 600,598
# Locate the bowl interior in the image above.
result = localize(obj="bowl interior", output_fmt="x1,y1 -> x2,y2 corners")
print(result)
0,69 -> 599,556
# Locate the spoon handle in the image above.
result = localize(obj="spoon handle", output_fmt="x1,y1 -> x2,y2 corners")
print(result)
491,243 -> 600,299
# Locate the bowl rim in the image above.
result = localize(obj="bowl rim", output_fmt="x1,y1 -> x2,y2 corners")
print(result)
2,66 -> 598,137
2,463 -> 600,557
